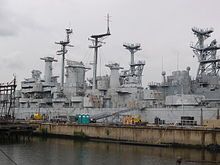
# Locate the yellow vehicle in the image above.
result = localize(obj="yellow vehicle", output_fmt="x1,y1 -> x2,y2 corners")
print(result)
122,115 -> 141,125
33,113 -> 43,120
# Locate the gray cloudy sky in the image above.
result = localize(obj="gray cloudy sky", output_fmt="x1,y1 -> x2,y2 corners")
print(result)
0,0 -> 220,87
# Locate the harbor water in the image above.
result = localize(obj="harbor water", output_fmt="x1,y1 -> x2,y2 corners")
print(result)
0,137 -> 219,165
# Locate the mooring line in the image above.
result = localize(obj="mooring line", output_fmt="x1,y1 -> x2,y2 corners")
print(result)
0,147 -> 18,165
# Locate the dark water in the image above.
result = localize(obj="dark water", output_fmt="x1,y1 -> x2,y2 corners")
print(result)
0,137 -> 219,165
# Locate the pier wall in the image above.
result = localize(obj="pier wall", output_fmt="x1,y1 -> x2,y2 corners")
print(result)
37,124 -> 220,147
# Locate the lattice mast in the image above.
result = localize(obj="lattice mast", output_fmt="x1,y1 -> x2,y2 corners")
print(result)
191,27 -> 220,81
55,28 -> 73,88
89,14 -> 111,91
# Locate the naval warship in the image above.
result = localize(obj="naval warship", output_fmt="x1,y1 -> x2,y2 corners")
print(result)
13,17 -> 220,125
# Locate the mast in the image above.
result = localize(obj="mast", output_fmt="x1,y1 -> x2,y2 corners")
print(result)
55,28 -> 73,88
123,43 -> 141,75
121,43 -> 145,85
89,14 -> 111,91
191,27 -> 220,83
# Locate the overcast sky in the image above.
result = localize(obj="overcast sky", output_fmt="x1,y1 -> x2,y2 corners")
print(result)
0,0 -> 220,87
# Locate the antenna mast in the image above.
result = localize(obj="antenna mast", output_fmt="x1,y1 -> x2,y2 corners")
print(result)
55,28 -> 73,88
89,14 -> 111,91
191,27 -> 220,83
123,43 -> 141,75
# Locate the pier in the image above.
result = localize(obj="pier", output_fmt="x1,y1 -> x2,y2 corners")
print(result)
0,121 -> 35,143
36,123 -> 220,150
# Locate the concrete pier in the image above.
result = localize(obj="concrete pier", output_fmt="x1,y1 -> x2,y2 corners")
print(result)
37,123 -> 220,149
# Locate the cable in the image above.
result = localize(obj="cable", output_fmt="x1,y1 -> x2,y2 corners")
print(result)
0,147 -> 18,165
99,50 -> 102,76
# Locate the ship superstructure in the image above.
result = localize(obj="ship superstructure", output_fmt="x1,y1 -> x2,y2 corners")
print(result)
19,57 -> 58,108
191,28 -> 220,101
18,43 -> 147,110
17,15 -> 148,114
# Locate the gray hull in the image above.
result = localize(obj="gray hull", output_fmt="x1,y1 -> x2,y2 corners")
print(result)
15,107 -> 219,125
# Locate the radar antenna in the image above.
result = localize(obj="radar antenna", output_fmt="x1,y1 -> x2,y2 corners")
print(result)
123,43 -> 141,75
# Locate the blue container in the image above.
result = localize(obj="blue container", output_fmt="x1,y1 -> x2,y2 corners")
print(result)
82,115 -> 86,124
76,114 -> 90,124
76,114 -> 82,124
84,114 -> 90,124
